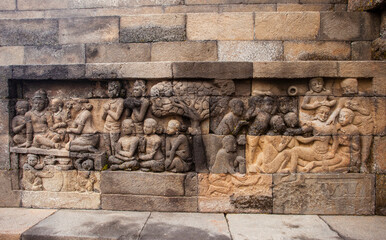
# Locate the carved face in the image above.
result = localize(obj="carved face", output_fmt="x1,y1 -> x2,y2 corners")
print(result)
223,136 -> 237,152
342,84 -> 357,95
82,160 -> 93,171
32,98 -> 46,111
316,107 -> 330,122
166,121 -> 179,135
338,110 -> 353,127
143,121 -> 155,135
278,100 -> 289,114
50,100 -> 62,113
27,156 -> 38,166
310,78 -> 324,93
232,102 -> 244,116
133,81 -> 145,97
261,98 -> 274,114
16,104 -> 28,115
121,121 -> 134,135
72,101 -> 82,113
271,116 -> 286,133
284,113 -> 298,128
107,82 -> 120,98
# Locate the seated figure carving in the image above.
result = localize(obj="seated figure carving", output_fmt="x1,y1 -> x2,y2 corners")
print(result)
12,100 -> 29,147
215,98 -> 247,135
211,135 -> 245,174
301,77 -> 336,110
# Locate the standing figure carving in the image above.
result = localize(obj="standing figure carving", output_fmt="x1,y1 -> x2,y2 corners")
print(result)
12,100 -> 29,147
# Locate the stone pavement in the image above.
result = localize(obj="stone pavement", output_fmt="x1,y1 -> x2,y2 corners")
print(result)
0,208 -> 385,240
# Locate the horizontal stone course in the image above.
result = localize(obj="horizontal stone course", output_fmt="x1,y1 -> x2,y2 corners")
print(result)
0,46 -> 24,66
24,44 -> 85,65
12,65 -> 85,79
284,41 -> 351,61
86,43 -> 151,63
173,62 -> 253,79
0,171 -> 20,207
218,41 -> 283,62
0,0 -> 16,10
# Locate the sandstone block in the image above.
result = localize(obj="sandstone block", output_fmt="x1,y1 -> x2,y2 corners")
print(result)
17,0 -> 69,10
120,14 -> 185,43
86,43 -> 150,63
373,76 -> 386,96
374,137 -> 386,173
375,97 -> 386,136
273,174 -> 375,215
187,13 -> 254,41
0,0 -> 16,10
338,61 -> 386,77
102,194 -> 198,211
12,65 -> 85,80
86,62 -> 172,79
0,100 -> 9,134
348,0 -> 384,11
351,41 -> 372,60
59,17 -> 119,44
118,0 -> 183,7
335,4 -> 347,11
371,37 -> 386,60
151,41 -> 217,62
300,0 -> 347,2
376,174 -> 386,215
219,4 -> 276,12
0,135 -> 10,170
25,45 -> 85,65
253,61 -> 338,78
185,172 -> 198,196
0,66 -> 11,99
173,62 -> 253,79
277,3 -> 334,11
164,5 -> 219,13
218,41 -> 283,62
284,41 -> 350,61
0,46 -> 24,66
255,13 -> 320,40
0,19 -> 58,46
0,171 -> 20,207
186,0 -> 298,3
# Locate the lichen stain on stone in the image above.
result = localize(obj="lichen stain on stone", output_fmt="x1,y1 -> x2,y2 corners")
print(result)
230,195 -> 273,212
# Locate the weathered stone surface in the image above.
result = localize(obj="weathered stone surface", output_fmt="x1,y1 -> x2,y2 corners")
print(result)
0,208 -> 56,240
277,3 -> 334,11
373,76 -> 386,96
220,4 -> 276,12
338,61 -> 386,77
335,3 -> 348,11
372,37 -> 386,60
119,0 -> 183,7
86,62 -> 172,79
0,134 -> 10,170
253,61 -> 338,78
348,0 -> 385,11
140,212 -> 231,240
102,194 -> 198,211
165,4 -> 219,13
218,41 -> 283,62
21,210 -> 150,240
321,215 -> 386,239
173,62 -> 253,79
0,19 -> 58,46
186,0 -> 298,3
227,214 -> 340,240
17,0 -> 68,10
24,45 -> 85,65
187,13 -> 254,40
101,171 -> 186,196
373,137 -> 386,173
59,17 -> 119,44
273,174 -> 375,215
151,41 -> 217,62
352,41 -> 372,60
375,97 -> 386,135
0,47 -> 24,66
255,13 -> 320,40
319,12 -> 380,40
376,174 -> 386,215
86,43 -> 151,63
0,171 -> 20,207
185,172 -> 198,196
12,65 -> 85,79
284,41 -> 350,61
120,14 -> 185,43
0,100 -> 9,135
22,191 -> 101,209
0,66 -> 11,99
0,0 -> 16,10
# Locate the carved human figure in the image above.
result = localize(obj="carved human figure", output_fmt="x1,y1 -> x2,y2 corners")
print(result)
12,100 -> 29,146
22,154 -> 44,191
138,118 -> 164,172
109,119 -> 140,171
267,115 -> 286,136
66,99 -> 99,153
48,98 -> 69,145
326,78 -> 373,172
165,120 -> 192,173
215,99 -> 248,135
74,158 -> 94,171
301,77 -> 336,110
211,135 -> 245,174
283,112 -> 303,136
247,96 -> 275,135
102,81 -> 124,155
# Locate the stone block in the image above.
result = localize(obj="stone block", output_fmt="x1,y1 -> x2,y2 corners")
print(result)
235,79 -> 251,96
151,41 -> 217,62
0,0 -> 16,10
164,4 -> 219,13
101,171 -> 186,196
186,0 -> 298,3
0,19 -> 58,46
218,41 -> 283,62
0,66 -> 11,99
0,46 -> 24,66
0,134 -> 10,170
335,4 -> 348,11
373,76 -> 386,96
0,100 -> 9,134
376,174 -> 386,215
12,65 -> 85,80
17,0 -> 69,10
59,17 -> 119,44
273,174 -> 375,215
24,44 -> 85,65
102,194 -> 198,212
253,61 -> 338,78
86,43 -> 151,63
375,97 -> 386,136
0,170 -> 20,207
371,37 -> 386,61
351,41 -> 372,60
219,4 -> 276,12
300,0 -> 347,2
22,191 -> 101,209
277,3 -> 334,11
338,61 -> 386,77
0,10 -> 45,20
118,0 -> 183,7
173,62 -> 253,79
120,14 -> 185,43
185,172 -> 198,196
187,13 -> 254,41
86,62 -> 172,79
255,12 -> 320,40
284,41 -> 350,61
348,0 -> 384,11
319,12 -> 380,40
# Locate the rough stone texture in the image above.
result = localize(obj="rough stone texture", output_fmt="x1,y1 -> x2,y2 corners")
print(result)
173,62 -> 253,79
255,13 -> 320,40
0,171 -> 20,207
227,214 -> 340,240
0,19 -> 58,46
151,41 -> 217,62
0,208 -> 56,240
348,0 -> 385,11
17,0 -> 68,10
120,14 -> 186,43
86,62 -> 172,79
12,65 -> 85,79
273,174 -> 375,215
102,194 -> 198,212
351,41 -> 372,60
0,0 -> 16,10
24,45 -> 85,65
372,38 -> 386,60
59,17 -> 119,44
218,41 -> 283,62
219,4 -> 276,12
277,3 -> 334,11
338,61 -> 386,77
22,191 -> 101,209
284,41 -> 351,61
335,3 -> 348,11
0,47 -> 24,66
373,76 -> 386,96
0,100 -> 9,135
119,0 -> 183,7
86,43 -> 151,63
0,135 -> 11,169
185,172 -> 198,196
321,215 -> 386,239
0,66 -> 11,99
101,171 -> 186,196
187,13 -> 254,40
375,97 -> 386,136
376,174 -> 386,215
140,212 -> 231,240
21,210 -> 150,240
165,4 -> 219,13
253,61 -> 338,78
319,12 -> 380,41
186,0 -> 298,3
374,137 -> 386,173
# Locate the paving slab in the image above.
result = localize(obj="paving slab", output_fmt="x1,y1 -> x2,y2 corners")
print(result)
22,209 -> 150,240
226,214 -> 341,240
0,208 -> 56,240
320,216 -> 386,240
139,212 -> 231,240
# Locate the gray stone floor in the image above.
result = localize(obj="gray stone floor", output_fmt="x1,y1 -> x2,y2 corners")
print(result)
0,208 -> 385,240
